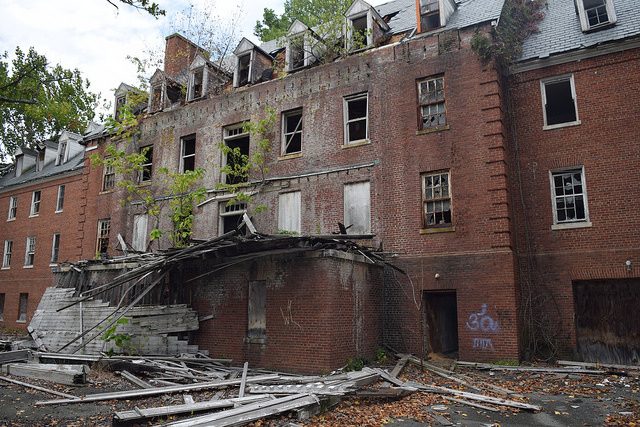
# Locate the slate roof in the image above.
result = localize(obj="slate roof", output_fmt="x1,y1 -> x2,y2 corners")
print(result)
447,0 -> 506,29
0,150 -> 84,190
519,0 -> 640,62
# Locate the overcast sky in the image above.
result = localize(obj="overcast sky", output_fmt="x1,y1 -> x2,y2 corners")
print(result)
1,0 -> 388,119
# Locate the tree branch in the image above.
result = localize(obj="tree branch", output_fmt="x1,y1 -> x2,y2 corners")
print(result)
0,95 -> 37,105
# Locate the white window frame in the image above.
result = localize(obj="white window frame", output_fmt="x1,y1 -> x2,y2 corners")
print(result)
422,171 -> 453,229
219,201 -> 247,236
97,219 -> 111,256
56,140 -> 68,165
24,236 -> 35,267
7,196 -> 17,221
2,240 -> 12,269
132,213 -> 149,252
180,135 -> 197,173
343,92 -> 369,145
50,233 -> 60,265
234,51 -> 253,87
347,11 -> 373,51
30,190 -> 41,217
278,191 -> 302,234
418,76 -> 446,130
549,167 -> 592,230
281,109 -> 303,155
55,185 -> 65,212
188,66 -> 206,101
286,33 -> 308,71
541,74 -> 581,130
102,162 -> 115,191
577,0 -> 617,32
139,146 -> 153,183
343,181 -> 371,234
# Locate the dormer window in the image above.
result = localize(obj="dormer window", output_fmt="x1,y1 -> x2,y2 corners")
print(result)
237,53 -> 251,86
289,35 -> 305,70
190,67 -> 204,100
114,95 -> 126,121
420,0 -> 441,32
345,1 -> 389,51
233,38 -> 273,88
286,20 -> 317,72
350,14 -> 370,49
150,83 -> 163,112
577,0 -> 616,32
56,140 -> 67,166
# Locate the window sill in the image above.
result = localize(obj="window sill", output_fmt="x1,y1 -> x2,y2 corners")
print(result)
551,221 -> 592,231
278,152 -> 303,161
138,181 -> 152,187
543,120 -> 581,131
342,139 -> 371,149
49,263 -> 58,267
244,336 -> 267,345
99,190 -> 115,195
6,218 -> 15,222
55,210 -> 63,214
23,265 -> 34,269
29,214 -> 39,218
420,226 -> 455,234
1,267 -> 9,270
16,320 -> 26,324
416,125 -> 450,135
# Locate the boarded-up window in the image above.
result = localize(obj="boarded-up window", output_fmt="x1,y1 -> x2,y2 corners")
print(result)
248,281 -> 266,340
278,191 -> 301,234
18,293 -> 28,322
132,214 -> 149,252
344,181 -> 371,234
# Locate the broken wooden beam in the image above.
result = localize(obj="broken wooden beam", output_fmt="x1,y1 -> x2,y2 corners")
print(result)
390,355 -> 409,378
113,395 -> 272,423
443,396 -> 500,412
239,362 -> 248,398
557,360 -> 640,372
356,387 -> 417,398
0,349 -> 30,364
118,370 -> 153,389
2,363 -> 87,385
455,361 -> 607,375
0,375 -> 79,399
35,374 -> 280,406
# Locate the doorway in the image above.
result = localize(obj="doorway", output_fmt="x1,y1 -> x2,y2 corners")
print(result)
423,291 -> 459,355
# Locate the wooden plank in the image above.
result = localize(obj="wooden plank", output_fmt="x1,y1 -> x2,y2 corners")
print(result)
443,396 -> 500,412
3,363 -> 86,385
390,355 -> 409,378
0,375 -> 79,399
35,374 -> 280,406
113,395 -> 272,422
557,360 -> 640,371
0,350 -> 30,364
119,370 -> 153,389
456,361 -> 606,374
239,362 -> 248,398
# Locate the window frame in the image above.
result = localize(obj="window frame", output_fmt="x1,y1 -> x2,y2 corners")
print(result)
278,191 -> 302,234
139,146 -> 153,183
577,0 -> 617,32
419,0 -> 441,32
188,66 -> 205,101
50,233 -> 61,265
56,140 -> 68,166
418,76 -> 447,131
540,74 -> 581,130
180,135 -> 197,173
219,201 -> 247,236
421,171 -> 454,230
2,240 -> 12,269
97,219 -> 111,257
102,162 -> 116,192
17,293 -> 28,323
30,190 -> 41,217
24,236 -> 36,267
235,51 -> 253,87
343,92 -> 369,146
281,109 -> 303,155
348,12 -> 372,51
55,185 -> 65,212
287,33 -> 307,71
7,196 -> 17,221
549,166 -> 592,230
343,181 -> 371,235
222,124 -> 250,185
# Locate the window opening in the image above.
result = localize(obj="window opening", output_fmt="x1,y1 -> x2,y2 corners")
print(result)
0,294 -> 4,321
181,135 -> 196,172
290,36 -> 305,70
584,0 -> 610,27
278,191 -> 301,233
238,53 -> 251,86
140,146 -> 153,182
30,191 -> 41,216
344,93 -> 368,144
551,168 -> 588,224
282,109 -> 303,154
191,67 -> 204,99
18,293 -> 28,322
8,197 -> 17,220
150,84 -> 163,111
56,185 -> 65,212
423,172 -> 452,227
97,219 -> 111,257
542,76 -> 578,127
132,214 -> 148,252
51,233 -> 60,264
24,236 -> 35,267
103,163 -> 115,191
56,140 -> 67,165
115,95 -> 126,121
219,202 -> 247,235
2,240 -> 12,268
351,15 -> 368,48
418,76 -> 446,129
343,181 -> 371,234
248,280 -> 266,340
420,0 -> 441,31
223,125 -> 250,185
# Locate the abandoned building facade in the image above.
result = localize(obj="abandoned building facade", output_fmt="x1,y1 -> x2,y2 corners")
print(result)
1,0 -> 639,369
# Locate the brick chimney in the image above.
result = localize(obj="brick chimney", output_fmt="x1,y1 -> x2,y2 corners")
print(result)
164,33 -> 203,79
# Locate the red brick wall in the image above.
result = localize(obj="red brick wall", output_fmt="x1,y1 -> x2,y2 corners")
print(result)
164,34 -> 202,79
0,172 -> 83,328
509,48 -> 640,356
190,252 -> 384,374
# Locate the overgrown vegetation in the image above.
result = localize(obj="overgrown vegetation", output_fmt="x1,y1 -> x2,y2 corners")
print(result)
345,356 -> 367,372
471,0 -> 545,66
101,317 -> 136,356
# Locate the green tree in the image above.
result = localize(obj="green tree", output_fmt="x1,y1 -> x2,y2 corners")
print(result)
108,0 -> 165,18
254,0 -> 352,42
0,47 -> 98,157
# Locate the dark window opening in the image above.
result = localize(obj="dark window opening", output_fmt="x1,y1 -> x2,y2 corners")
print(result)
115,95 -> 126,121
220,202 -> 247,235
584,0 -> 609,27
18,293 -> 28,322
290,36 -> 305,70
192,68 -> 204,99
140,146 -> 153,182
424,291 -> 458,355
225,136 -> 250,184
248,280 -> 266,340
97,219 -> 110,257
420,0 -> 441,31
238,54 -> 251,86
345,95 -> 368,143
151,85 -> 163,111
282,109 -> 302,154
51,233 -> 60,264
0,293 -> 4,321
423,172 -> 452,228
166,84 -> 181,104
181,136 -> 196,172
351,15 -> 368,48
544,79 -> 577,126
553,169 -> 587,223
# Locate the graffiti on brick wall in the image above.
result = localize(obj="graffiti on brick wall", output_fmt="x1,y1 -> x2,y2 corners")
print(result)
466,304 -> 499,351
280,300 -> 302,330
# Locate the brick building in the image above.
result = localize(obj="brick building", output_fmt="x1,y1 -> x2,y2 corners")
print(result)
0,131 -> 85,328
509,0 -> 640,363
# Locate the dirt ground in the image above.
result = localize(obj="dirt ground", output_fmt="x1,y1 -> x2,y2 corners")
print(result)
0,360 -> 638,426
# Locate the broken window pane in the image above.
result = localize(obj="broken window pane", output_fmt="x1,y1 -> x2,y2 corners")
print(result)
419,76 -> 446,129
238,54 -> 251,86
290,36 -> 305,69
552,168 -> 588,224
344,181 -> 371,234
191,68 -> 204,99
544,78 -> 577,126
140,146 -> 153,182
584,0 -> 609,26
423,172 -> 452,228
282,109 -> 303,154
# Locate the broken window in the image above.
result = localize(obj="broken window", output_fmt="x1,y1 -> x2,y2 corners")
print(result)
223,125 -> 250,185
344,93 -> 369,144
18,293 -> 28,322
542,75 -> 579,127
150,84 -> 163,111
114,95 -> 126,121
219,202 -> 247,235
248,280 -> 266,340
24,236 -> 36,267
350,14 -> 369,49
30,190 -> 41,216
2,240 -> 12,268
343,181 -> 371,234
7,196 -> 17,220
132,214 -> 148,252
418,76 -> 446,129
190,67 -> 204,100
0,293 -> 4,321
36,150 -> 45,172
50,233 -> 60,264
289,35 -> 305,70
237,53 -> 251,86
166,84 -> 182,104
56,185 -> 65,212
551,168 -> 589,225
420,0 -> 441,32
181,135 -> 196,172
102,162 -> 115,191
139,146 -> 153,182
97,219 -> 111,257
579,0 -> 616,31
278,191 -> 301,234
56,140 -> 68,166
281,109 -> 303,154
422,172 -> 452,228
